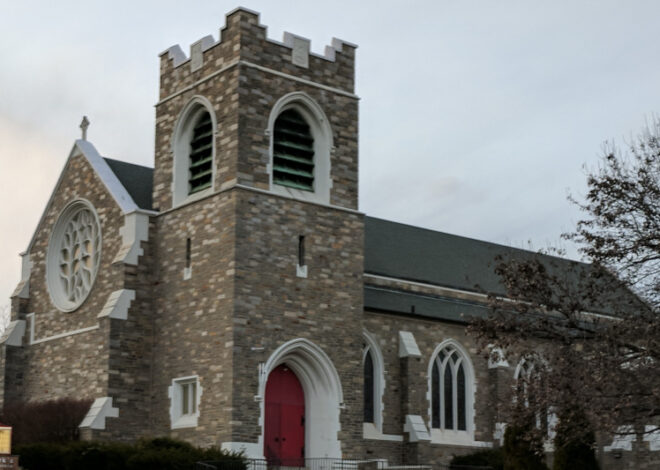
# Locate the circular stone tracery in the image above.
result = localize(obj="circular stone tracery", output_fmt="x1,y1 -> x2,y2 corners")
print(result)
47,200 -> 102,312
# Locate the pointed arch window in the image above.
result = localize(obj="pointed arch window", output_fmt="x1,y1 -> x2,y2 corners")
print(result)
188,111 -> 213,194
514,356 -> 551,436
267,92 -> 332,205
431,344 -> 469,431
363,348 -> 375,423
273,109 -> 315,192
171,96 -> 216,207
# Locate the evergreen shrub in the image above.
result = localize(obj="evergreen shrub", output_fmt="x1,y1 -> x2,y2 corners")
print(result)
552,409 -> 599,470
450,448 -> 503,469
16,438 -> 245,470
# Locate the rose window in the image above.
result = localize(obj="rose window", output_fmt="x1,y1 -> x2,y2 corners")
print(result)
47,200 -> 102,311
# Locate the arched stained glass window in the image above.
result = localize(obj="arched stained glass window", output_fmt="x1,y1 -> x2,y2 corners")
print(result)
431,343 -> 470,432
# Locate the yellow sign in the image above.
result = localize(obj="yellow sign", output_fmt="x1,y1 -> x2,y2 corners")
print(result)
0,426 -> 11,455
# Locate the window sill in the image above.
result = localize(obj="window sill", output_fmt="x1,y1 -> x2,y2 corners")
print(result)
429,429 -> 492,448
173,187 -> 214,209
171,414 -> 198,430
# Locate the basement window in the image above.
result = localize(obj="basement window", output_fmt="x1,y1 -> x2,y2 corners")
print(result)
273,109 -> 315,191
169,376 -> 202,429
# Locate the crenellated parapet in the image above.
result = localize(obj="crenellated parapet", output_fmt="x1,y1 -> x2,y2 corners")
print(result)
157,7 -> 357,101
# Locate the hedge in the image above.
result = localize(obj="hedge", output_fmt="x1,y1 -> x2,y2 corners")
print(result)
16,437 -> 245,470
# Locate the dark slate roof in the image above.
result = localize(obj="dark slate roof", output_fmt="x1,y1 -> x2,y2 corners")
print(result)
364,216 -> 535,296
364,217 -> 639,320
104,158 -> 154,210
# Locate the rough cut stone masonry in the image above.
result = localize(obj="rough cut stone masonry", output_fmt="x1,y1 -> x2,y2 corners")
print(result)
1,8 -> 656,469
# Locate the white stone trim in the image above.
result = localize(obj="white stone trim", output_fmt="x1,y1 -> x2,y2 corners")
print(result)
362,423 -> 403,442
24,139 -> 140,256
604,426 -> 635,452
113,212 -> 150,265
75,140 -> 139,213
363,330 -> 385,432
161,8 -> 356,69
156,59 -> 358,108
221,442 -> 264,459
426,339 -> 476,444
296,264 -> 308,278
190,35 -> 215,72
31,325 -> 99,345
156,183 -> 363,217
0,320 -> 26,346
284,32 -> 310,68
257,338 -> 343,460
487,346 -> 509,369
79,397 -> 119,430
267,91 -> 333,205
11,252 -> 32,299
404,415 -> 430,442
168,375 -> 202,429
398,331 -> 421,358
98,289 -> 136,321
365,273 -> 490,302
643,425 -> 660,451
46,199 -> 102,312
26,313 -> 99,345
494,422 -> 507,445
171,95 -> 218,207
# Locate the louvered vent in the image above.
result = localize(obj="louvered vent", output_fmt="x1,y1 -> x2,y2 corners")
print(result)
188,112 -> 213,194
273,109 -> 314,191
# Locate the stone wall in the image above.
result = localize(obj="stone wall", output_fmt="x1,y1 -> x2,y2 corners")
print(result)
5,151 -> 126,404
230,188 -> 364,453
149,191 -> 237,447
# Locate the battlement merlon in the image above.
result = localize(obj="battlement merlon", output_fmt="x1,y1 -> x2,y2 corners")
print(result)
157,7 -> 358,99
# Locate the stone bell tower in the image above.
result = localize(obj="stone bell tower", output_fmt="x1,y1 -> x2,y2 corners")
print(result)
149,8 -> 365,457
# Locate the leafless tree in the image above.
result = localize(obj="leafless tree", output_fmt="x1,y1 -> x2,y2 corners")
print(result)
469,119 -> 660,442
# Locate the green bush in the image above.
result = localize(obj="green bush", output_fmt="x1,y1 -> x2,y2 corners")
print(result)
450,448 -> 503,469
502,424 -> 547,470
16,438 -> 245,470
552,409 -> 599,470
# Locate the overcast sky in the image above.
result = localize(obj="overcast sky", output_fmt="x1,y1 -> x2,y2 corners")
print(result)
1,0 -> 660,317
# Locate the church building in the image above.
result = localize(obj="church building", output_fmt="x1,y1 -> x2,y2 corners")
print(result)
0,8 -> 655,469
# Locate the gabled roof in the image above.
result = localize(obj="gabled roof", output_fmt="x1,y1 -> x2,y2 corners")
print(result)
365,216 -> 524,296
103,158 -> 154,211
24,140 -> 149,254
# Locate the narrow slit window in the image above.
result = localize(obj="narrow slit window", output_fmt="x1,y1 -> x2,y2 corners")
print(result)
298,235 -> 305,266
186,238 -> 192,269
273,109 -> 314,191
188,112 -> 213,194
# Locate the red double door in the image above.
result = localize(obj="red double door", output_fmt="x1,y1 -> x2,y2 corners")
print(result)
264,365 -> 305,466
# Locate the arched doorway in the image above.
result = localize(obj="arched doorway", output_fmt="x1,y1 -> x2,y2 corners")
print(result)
258,338 -> 343,460
265,364 -> 305,465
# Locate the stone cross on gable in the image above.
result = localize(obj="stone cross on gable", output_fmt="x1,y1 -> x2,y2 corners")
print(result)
80,116 -> 90,141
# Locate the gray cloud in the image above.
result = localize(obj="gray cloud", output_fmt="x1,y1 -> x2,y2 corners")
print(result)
2,0 -> 659,315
